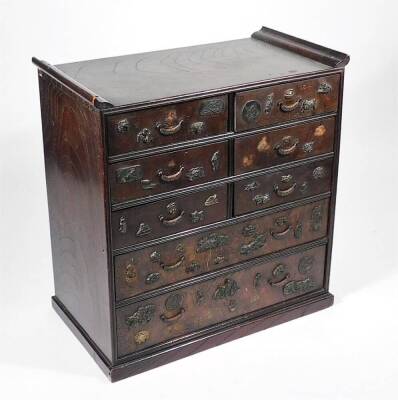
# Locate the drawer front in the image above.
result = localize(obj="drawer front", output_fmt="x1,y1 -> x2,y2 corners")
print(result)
112,186 -> 228,249
234,118 -> 335,174
107,96 -> 228,156
109,142 -> 228,204
116,245 -> 326,356
235,75 -> 340,132
114,198 -> 329,301
234,159 -> 333,216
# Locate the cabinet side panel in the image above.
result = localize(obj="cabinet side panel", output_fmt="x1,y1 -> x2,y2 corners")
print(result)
38,72 -> 112,360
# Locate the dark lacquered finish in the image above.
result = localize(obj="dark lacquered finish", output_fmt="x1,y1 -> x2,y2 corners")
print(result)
234,117 -> 335,174
109,141 -> 228,204
33,26 -> 349,382
114,198 -> 329,301
234,159 -> 333,216
111,185 -> 228,248
37,72 -> 113,360
106,96 -> 228,156
235,75 -> 340,132
116,245 -> 326,356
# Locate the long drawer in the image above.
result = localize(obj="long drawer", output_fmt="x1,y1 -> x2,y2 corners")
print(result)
109,141 -> 228,204
116,244 -> 326,357
235,74 -> 339,132
112,185 -> 228,249
234,118 -> 335,174
107,96 -> 228,156
234,159 -> 333,216
114,198 -> 329,301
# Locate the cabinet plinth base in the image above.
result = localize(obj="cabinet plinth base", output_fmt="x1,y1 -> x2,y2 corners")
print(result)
52,291 -> 334,382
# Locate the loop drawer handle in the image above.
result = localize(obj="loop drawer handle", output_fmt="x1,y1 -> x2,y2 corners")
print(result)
270,225 -> 291,239
160,308 -> 185,323
268,274 -> 290,287
274,182 -> 297,197
158,166 -> 184,182
274,136 -> 299,156
160,256 -> 185,271
157,119 -> 183,136
279,98 -> 302,112
159,210 -> 185,226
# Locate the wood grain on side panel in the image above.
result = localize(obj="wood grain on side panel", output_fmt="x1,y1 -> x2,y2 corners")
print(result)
38,72 -> 113,360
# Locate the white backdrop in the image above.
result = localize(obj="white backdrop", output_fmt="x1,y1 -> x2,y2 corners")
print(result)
1,0 -> 397,398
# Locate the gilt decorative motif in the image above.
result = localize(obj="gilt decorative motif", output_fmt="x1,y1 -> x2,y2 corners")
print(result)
196,233 -> 230,252
214,278 -> 239,300
126,304 -> 156,328
116,165 -> 143,184
253,193 -> 270,205
191,210 -> 204,223
211,150 -> 221,172
145,272 -> 160,285
118,216 -> 127,234
185,262 -> 201,274
313,166 -> 327,180
264,93 -> 274,114
242,100 -> 261,122
283,278 -> 316,296
199,99 -> 225,116
244,181 -> 260,191
318,82 -> 332,94
186,166 -> 205,181
125,262 -> 137,284
240,234 -> 266,255
298,255 -> 315,274
204,194 -> 219,207
311,205 -> 323,232
190,121 -> 205,135
136,222 -> 151,237
116,118 -> 130,133
136,128 -> 153,144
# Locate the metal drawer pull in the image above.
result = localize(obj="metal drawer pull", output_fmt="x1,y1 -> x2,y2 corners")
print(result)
160,308 -> 185,322
160,256 -> 185,271
279,99 -> 301,112
157,119 -> 183,135
274,182 -> 297,197
274,136 -> 299,156
159,210 -> 184,226
268,274 -> 290,287
158,166 -> 184,182
278,88 -> 301,112
270,225 -> 291,239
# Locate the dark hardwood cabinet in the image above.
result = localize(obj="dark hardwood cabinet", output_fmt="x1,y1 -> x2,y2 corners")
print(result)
33,26 -> 349,382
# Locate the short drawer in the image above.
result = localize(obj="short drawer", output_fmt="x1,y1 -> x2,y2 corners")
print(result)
116,244 -> 326,357
234,118 -> 335,174
107,96 -> 228,156
114,198 -> 329,301
112,185 -> 228,249
109,141 -> 228,204
235,74 -> 340,132
234,159 -> 333,216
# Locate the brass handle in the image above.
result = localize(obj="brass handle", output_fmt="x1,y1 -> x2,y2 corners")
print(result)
279,98 -> 301,112
274,136 -> 299,156
270,225 -> 291,239
157,119 -> 183,136
274,182 -> 297,197
160,308 -> 185,322
160,256 -> 185,271
268,274 -> 290,287
158,166 -> 184,182
159,210 -> 185,226
278,88 -> 302,112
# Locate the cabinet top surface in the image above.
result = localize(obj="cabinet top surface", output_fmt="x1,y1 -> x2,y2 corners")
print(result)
49,28 -> 347,107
